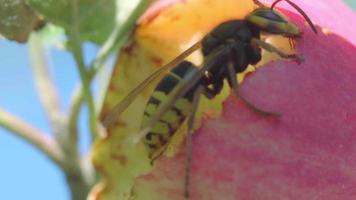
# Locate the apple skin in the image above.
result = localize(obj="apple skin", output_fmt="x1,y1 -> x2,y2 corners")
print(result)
91,1 -> 356,199
133,6 -> 356,200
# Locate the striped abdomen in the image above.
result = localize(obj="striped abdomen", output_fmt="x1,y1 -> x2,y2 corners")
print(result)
142,61 -> 199,158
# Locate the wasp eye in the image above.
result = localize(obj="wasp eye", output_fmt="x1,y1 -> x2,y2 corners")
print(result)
254,9 -> 286,23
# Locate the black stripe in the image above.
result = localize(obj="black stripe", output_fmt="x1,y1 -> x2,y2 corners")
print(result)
144,111 -> 150,117
145,132 -> 154,140
171,61 -> 197,78
154,61 -> 198,94
158,134 -> 168,145
147,144 -> 157,149
148,96 -> 160,106
145,132 -> 168,146
159,119 -> 174,133
155,74 -> 179,94
172,106 -> 183,118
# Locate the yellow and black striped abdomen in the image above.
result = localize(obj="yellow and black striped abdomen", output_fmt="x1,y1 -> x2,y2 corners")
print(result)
142,61 -> 199,158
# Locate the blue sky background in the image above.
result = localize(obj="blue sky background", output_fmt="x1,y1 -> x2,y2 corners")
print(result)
0,40 -> 99,199
0,39 -> 101,199
0,41 -> 71,199
0,1 -> 355,200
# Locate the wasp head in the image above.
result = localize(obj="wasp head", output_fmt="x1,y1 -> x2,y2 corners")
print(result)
245,7 -> 301,37
246,0 -> 317,37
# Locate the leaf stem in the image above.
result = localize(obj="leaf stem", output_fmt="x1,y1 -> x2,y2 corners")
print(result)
68,85 -> 82,144
89,0 -> 149,76
69,0 -> 98,139
68,1 -> 149,140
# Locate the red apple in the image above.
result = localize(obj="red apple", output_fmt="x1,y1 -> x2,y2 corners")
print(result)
91,1 -> 356,199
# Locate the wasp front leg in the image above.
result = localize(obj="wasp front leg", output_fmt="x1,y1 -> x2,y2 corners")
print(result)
227,63 -> 280,116
251,38 -> 304,64
202,78 -> 224,99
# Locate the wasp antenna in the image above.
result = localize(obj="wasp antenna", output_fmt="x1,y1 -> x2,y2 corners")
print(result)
252,0 -> 265,7
271,0 -> 283,9
271,0 -> 318,34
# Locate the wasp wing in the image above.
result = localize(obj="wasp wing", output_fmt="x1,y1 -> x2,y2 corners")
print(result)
134,45 -> 231,142
102,40 -> 202,128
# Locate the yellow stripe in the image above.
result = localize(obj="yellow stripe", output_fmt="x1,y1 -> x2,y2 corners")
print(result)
175,98 -> 192,116
162,110 -> 180,125
141,115 -> 150,126
144,102 -> 181,129
151,121 -> 170,136
145,103 -> 157,116
152,91 -> 167,102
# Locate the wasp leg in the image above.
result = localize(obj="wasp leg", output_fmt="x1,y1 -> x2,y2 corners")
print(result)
251,38 -> 304,64
204,80 -> 223,99
149,145 -> 168,165
227,63 -> 280,116
184,86 -> 204,199
288,37 -> 296,49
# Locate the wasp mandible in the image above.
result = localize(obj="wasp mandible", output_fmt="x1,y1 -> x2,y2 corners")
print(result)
103,0 -> 317,198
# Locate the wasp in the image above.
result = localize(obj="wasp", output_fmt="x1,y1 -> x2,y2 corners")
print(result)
103,0 -> 317,198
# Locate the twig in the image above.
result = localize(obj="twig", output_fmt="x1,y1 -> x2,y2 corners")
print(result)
0,108 -> 64,168
28,34 -> 65,136
68,84 -> 82,144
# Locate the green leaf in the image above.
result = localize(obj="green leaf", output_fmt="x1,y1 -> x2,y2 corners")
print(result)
0,0 -> 43,42
344,0 -> 356,9
27,0 -> 116,44
34,24 -> 65,48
